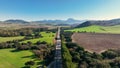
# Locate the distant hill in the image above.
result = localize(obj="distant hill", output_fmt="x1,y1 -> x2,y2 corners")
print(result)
0,18 -> 85,25
1,18 -> 120,26
33,18 -> 85,25
4,19 -> 30,24
76,18 -> 120,28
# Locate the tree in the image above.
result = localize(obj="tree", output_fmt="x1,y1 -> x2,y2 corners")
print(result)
41,41 -> 47,44
79,61 -> 88,68
92,52 -> 103,60
36,41 -> 41,45
25,61 -> 35,66
102,50 -> 118,59
76,46 -> 84,52
111,57 -> 120,67
95,61 -> 111,68
62,36 -> 74,68
27,41 -> 32,46
66,42 -> 77,48
17,45 -> 30,50
72,52 -> 80,62
90,60 -> 111,68
24,61 -> 35,68
34,33 -> 41,38
33,50 -> 43,60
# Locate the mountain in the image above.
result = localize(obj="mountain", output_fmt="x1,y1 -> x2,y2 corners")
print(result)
33,18 -> 85,25
0,18 -> 85,25
4,19 -> 30,24
76,18 -> 120,28
65,18 -> 83,24
34,20 -> 64,25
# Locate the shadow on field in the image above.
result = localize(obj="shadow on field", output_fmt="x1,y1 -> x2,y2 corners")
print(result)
10,49 -> 21,52
10,49 -> 36,59
22,55 -> 36,59
37,61 -> 44,65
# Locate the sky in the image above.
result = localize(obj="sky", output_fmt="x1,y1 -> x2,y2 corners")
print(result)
0,0 -> 120,21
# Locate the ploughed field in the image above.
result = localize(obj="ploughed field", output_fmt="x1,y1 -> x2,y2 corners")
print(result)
72,33 -> 120,53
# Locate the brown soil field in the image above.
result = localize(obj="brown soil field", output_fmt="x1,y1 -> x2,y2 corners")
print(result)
72,33 -> 120,53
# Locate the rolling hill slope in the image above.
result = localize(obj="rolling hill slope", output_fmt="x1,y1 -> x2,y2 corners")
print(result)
65,25 -> 120,34
76,18 -> 120,28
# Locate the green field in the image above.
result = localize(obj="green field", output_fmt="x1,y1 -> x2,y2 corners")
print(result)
0,36 -> 24,43
22,32 -> 55,44
102,25 -> 120,33
0,48 -> 41,68
65,25 -> 120,34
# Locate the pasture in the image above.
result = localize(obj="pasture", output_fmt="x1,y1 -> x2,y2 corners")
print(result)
22,32 -> 55,44
0,48 -> 39,68
66,25 -> 120,34
0,36 -> 24,43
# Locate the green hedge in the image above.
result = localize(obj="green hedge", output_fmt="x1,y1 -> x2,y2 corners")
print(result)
61,36 -> 74,68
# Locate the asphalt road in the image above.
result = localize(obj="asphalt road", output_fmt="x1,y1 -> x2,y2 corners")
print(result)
54,27 -> 62,68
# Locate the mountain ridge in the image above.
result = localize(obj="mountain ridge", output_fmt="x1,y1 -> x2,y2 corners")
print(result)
0,18 -> 85,25
76,18 -> 120,28
1,18 -> 120,26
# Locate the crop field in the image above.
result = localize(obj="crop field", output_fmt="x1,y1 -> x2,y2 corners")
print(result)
22,32 -> 55,44
66,25 -> 120,34
0,48 -> 41,68
66,25 -> 103,32
0,36 -> 24,43
102,25 -> 120,34
72,33 -> 120,53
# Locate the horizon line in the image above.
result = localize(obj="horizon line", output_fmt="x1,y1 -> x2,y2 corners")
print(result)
0,17 -> 120,22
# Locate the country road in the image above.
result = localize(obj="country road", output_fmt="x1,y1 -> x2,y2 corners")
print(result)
54,27 -> 62,68
47,27 -> 62,68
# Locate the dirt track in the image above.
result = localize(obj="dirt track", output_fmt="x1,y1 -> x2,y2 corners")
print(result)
72,33 -> 120,53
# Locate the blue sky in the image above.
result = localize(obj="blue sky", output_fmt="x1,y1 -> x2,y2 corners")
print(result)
0,0 -> 120,21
